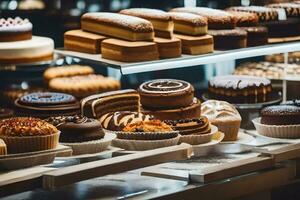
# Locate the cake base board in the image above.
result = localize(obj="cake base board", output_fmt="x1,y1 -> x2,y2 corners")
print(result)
268,36 -> 300,44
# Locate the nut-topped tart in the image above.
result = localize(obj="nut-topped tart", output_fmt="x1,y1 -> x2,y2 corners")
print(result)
0,117 -> 60,153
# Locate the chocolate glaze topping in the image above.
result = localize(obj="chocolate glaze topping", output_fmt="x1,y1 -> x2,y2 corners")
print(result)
139,79 -> 191,93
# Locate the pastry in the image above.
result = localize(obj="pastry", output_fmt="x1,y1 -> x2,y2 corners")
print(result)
208,29 -> 247,50
101,38 -> 159,62
81,89 -> 140,119
0,139 -> 7,155
119,120 -> 178,140
0,108 -> 13,119
201,100 -> 241,141
170,7 -> 236,29
237,26 -> 268,47
81,12 -> 154,41
154,37 -> 182,58
0,17 -> 32,42
234,61 -> 300,80
15,92 -> 80,118
142,98 -> 201,121
260,100 -> 300,125
174,34 -> 214,55
168,12 -> 208,36
48,74 -> 121,98
46,115 -> 105,143
268,3 -> 300,17
44,65 -> 94,83
0,36 -> 54,64
64,30 -> 107,54
164,116 -> 211,135
260,18 -> 300,38
208,75 -> 272,103
227,6 -> 279,21
120,8 -> 173,38
138,79 -> 195,109
99,111 -> 154,131
0,117 -> 60,153
227,11 -> 259,27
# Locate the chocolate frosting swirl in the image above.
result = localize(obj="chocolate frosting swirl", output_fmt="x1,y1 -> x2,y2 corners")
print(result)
139,79 -> 191,94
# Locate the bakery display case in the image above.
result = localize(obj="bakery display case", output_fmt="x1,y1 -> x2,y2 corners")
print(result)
1,1 -> 300,200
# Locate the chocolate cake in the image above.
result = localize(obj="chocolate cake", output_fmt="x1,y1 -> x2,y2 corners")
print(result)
81,89 -> 140,119
46,115 -> 105,143
15,92 -> 80,118
268,3 -> 300,17
260,18 -> 300,38
261,100 -> 300,125
208,75 -> 272,103
138,79 -> 194,109
208,29 -> 247,50
0,17 -> 32,42
228,11 -> 259,27
237,26 -> 268,47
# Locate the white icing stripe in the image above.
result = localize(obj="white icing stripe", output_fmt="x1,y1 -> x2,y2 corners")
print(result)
0,23 -> 32,32
139,79 -> 191,94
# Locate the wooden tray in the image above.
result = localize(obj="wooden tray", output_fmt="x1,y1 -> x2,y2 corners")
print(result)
0,145 -> 72,170
42,143 -> 192,190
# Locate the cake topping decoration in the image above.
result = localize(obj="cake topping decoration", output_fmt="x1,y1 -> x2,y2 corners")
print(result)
0,17 -> 32,32
139,79 -> 191,93
46,115 -> 90,127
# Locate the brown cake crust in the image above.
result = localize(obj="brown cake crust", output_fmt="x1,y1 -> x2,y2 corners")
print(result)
120,8 -> 172,21
138,79 -> 194,109
237,26 -> 268,47
170,7 -> 236,29
81,12 -> 154,33
168,12 -> 207,26
268,3 -> 300,17
208,75 -> 272,103
261,100 -> 300,125
227,6 -> 279,21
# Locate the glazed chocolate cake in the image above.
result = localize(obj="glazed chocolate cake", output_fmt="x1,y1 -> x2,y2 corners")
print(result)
138,79 -> 194,109
0,17 -> 32,42
261,100 -> 300,125
81,89 -> 140,119
260,18 -> 300,38
208,29 -> 247,50
46,115 -> 105,142
208,75 -> 272,103
15,92 -> 80,118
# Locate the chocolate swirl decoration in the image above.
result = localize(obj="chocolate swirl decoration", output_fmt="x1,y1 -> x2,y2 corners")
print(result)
45,115 -> 89,127
139,79 -> 191,94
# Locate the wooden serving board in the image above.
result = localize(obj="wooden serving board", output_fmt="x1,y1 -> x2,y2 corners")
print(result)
0,145 -> 72,170
42,143 -> 192,190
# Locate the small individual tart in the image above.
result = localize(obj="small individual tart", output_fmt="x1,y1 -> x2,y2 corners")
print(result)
0,117 -> 59,154
118,120 -> 178,140
164,116 -> 211,135
99,111 -> 154,131
0,139 -> 7,155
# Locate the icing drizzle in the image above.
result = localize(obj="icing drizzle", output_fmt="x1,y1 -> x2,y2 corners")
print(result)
139,79 -> 191,94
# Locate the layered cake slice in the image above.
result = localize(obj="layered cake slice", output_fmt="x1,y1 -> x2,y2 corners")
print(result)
120,8 -> 174,38
154,37 -> 182,58
170,7 -> 236,29
81,89 -> 140,119
81,12 -> 154,41
168,12 -> 208,36
227,6 -> 279,21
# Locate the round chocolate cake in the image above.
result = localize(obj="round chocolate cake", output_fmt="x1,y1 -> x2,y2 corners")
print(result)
208,75 -> 272,103
46,115 -> 105,142
261,100 -> 300,125
15,92 -> 80,118
138,79 -> 194,109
